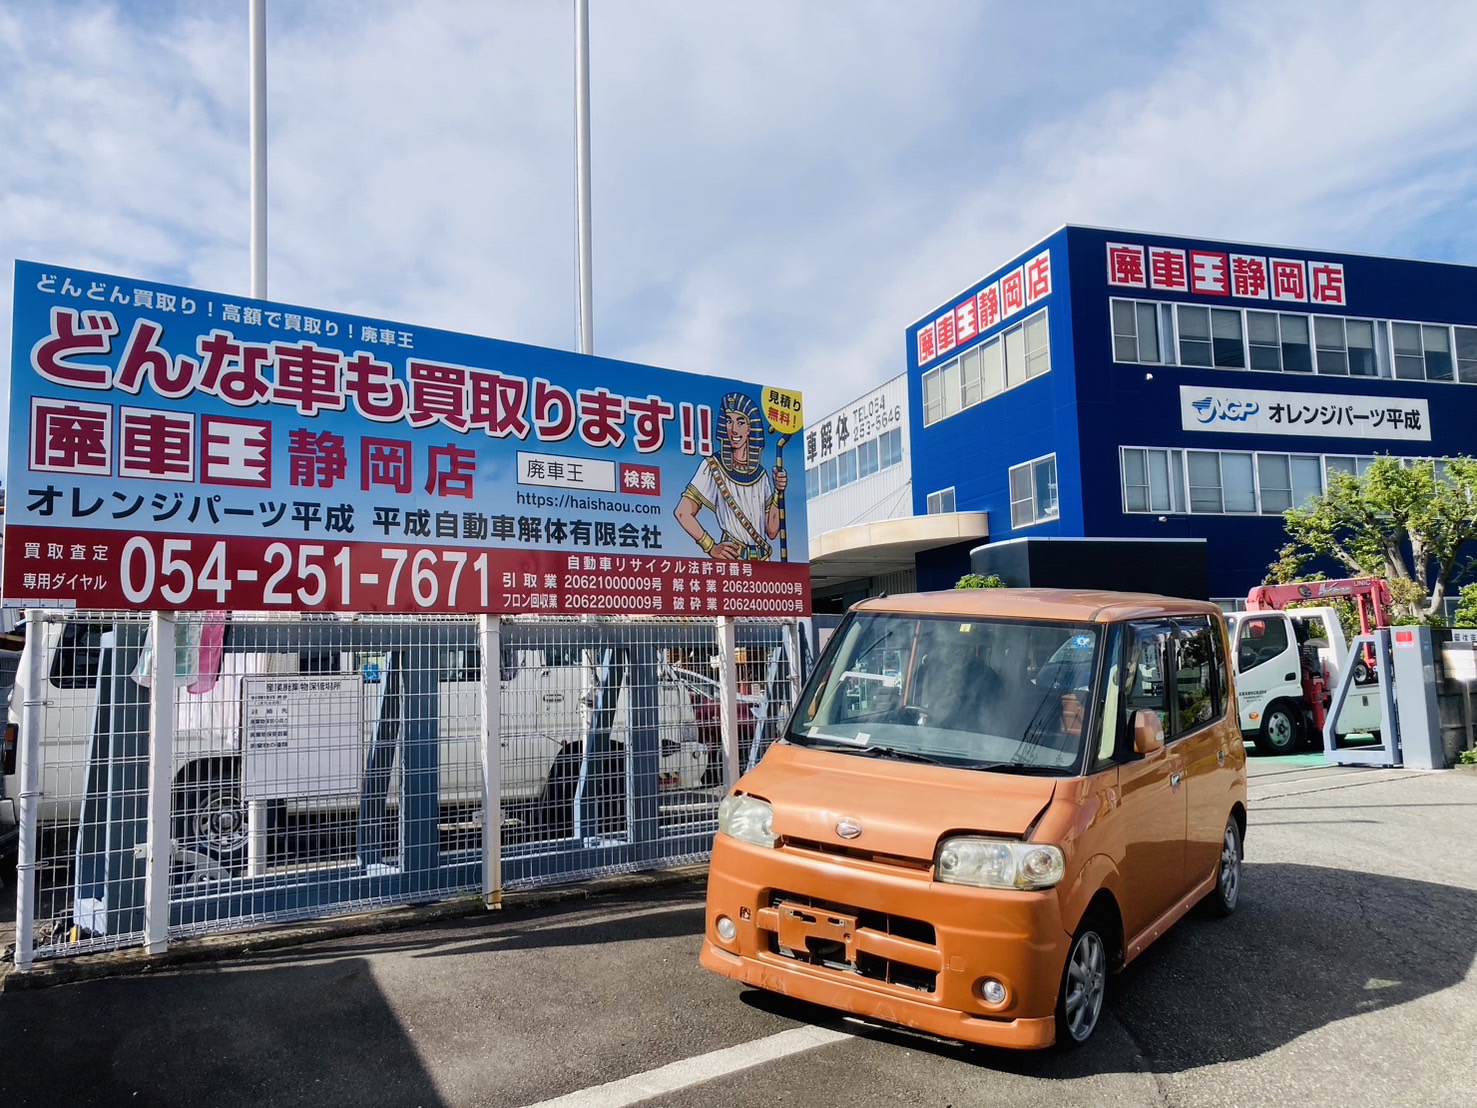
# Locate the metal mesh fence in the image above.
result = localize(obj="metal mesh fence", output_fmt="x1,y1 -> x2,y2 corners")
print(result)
6,610 -> 805,964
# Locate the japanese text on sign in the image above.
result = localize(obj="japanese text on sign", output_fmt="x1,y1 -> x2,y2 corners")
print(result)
7,261 -> 812,615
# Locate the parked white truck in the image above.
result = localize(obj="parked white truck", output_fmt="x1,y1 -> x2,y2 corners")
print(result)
1227,578 -> 1390,755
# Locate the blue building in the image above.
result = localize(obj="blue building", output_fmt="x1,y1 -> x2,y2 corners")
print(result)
805,226 -> 1477,609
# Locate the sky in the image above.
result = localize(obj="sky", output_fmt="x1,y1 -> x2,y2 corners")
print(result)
5,0 -> 1477,480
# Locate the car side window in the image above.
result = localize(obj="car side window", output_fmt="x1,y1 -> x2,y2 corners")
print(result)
50,621 -> 108,690
1236,615 -> 1289,670
1170,617 -> 1224,733
1119,621 -> 1171,752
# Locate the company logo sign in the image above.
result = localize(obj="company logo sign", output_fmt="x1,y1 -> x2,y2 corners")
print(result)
1190,396 -> 1260,423
1179,386 -> 1429,441
1109,241 -> 1347,306
917,249 -> 1052,367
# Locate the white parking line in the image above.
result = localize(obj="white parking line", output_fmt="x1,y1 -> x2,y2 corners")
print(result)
521,1024 -> 853,1108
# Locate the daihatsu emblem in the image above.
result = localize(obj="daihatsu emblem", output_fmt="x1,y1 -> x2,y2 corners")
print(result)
835,818 -> 863,840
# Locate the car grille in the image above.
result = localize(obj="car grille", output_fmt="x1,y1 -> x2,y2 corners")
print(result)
780,837 -> 933,872
763,890 -> 939,993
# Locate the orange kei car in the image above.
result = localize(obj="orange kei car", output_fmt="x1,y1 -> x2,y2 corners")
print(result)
700,589 -> 1248,1049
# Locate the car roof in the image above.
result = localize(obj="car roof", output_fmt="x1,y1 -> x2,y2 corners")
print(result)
850,588 -> 1222,624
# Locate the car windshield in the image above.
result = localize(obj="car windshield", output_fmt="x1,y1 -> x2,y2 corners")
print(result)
787,611 -> 1102,774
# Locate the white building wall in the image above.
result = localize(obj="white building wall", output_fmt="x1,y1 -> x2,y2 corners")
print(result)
803,374 -> 912,537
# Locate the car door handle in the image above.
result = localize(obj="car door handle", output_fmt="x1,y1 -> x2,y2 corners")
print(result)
1170,772 -> 1183,787
1217,749 -> 1226,766
1284,672 -> 1297,682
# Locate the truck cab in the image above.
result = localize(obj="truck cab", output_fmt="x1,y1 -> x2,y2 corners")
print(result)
1227,603 -> 1382,755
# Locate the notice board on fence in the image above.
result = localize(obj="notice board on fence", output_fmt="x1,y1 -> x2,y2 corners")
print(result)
5,261 -> 809,616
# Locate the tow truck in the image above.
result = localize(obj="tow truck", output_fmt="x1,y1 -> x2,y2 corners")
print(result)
1228,577 -> 1390,755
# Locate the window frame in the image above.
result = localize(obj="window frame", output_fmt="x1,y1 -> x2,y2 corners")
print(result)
926,486 -> 956,514
1009,453 -> 1059,529
922,308 -> 1051,426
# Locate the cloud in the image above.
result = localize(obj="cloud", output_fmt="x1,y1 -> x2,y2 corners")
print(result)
4,0 -> 1477,467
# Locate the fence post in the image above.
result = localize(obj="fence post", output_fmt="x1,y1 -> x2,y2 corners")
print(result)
144,611 -> 177,955
717,617 -> 739,790
13,609 -> 47,969
479,615 -> 502,909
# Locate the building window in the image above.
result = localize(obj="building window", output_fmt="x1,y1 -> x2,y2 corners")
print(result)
1113,299 -> 1162,363
1110,296 -> 1477,384
921,309 -> 1049,426
1122,448 -> 1404,516
960,345 -> 984,407
1256,454 -> 1324,514
1187,450 -> 1255,514
1121,447 -> 1185,514
1456,326 -> 1477,383
819,457 -> 838,494
1325,455 -> 1376,481
1393,322 -> 1455,382
927,487 -> 956,514
922,369 -> 944,426
979,337 -> 1005,401
1314,316 -> 1349,375
805,426 -> 905,501
1009,454 -> 1058,528
1246,311 -> 1314,373
1313,316 -> 1379,377
880,427 -> 903,468
1023,311 -> 1051,379
1177,306 -> 1245,369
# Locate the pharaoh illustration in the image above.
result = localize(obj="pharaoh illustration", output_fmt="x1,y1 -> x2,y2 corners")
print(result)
674,392 -> 787,560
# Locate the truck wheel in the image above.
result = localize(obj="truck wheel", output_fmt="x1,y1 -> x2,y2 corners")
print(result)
1257,703 -> 1300,756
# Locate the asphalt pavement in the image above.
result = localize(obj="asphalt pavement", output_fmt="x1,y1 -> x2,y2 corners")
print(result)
3,757 -> 1477,1107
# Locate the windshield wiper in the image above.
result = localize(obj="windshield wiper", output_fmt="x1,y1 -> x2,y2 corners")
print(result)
972,760 -> 1068,776
846,745 -> 947,765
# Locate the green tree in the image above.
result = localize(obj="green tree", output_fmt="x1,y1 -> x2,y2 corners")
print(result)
1275,456 -> 1477,619
1453,583 -> 1477,628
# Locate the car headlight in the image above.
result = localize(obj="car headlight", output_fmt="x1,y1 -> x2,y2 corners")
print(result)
935,835 -> 1065,890
717,794 -> 776,848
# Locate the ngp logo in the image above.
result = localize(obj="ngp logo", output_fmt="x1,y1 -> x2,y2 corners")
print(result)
1190,396 -> 1260,423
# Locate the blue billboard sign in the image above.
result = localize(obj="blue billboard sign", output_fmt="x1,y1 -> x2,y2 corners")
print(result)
5,261 -> 809,615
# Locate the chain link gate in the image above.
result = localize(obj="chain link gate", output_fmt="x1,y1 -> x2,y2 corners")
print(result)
6,610 -> 805,966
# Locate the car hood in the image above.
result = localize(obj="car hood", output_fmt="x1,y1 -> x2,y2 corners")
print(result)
737,742 -> 1058,861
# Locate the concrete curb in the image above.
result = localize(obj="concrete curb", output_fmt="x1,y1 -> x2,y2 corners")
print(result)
0,863 -> 709,993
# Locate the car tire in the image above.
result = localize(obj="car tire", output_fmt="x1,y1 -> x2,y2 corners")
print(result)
172,763 -> 281,872
1054,917 -> 1109,1048
1256,702 -> 1300,756
1202,815 -> 1242,917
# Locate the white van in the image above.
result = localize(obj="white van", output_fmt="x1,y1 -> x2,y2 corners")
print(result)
0,615 -> 708,868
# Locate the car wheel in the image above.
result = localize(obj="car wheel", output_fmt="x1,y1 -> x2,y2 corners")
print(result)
1257,702 -> 1300,756
174,768 -> 280,874
1203,816 -> 1242,917
1055,919 -> 1109,1048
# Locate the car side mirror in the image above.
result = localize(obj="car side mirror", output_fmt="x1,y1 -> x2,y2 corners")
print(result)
1132,708 -> 1165,755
